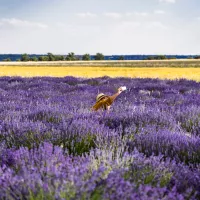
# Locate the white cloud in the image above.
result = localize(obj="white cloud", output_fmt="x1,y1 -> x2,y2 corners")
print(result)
147,21 -> 168,29
125,12 -> 148,17
134,12 -> 148,17
122,21 -> 141,27
154,10 -> 166,14
76,12 -> 97,18
0,18 -> 48,29
159,0 -> 176,3
103,12 -> 122,19
125,12 -> 133,17
56,22 -> 66,28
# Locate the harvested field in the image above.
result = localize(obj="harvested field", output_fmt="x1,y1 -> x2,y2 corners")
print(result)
1,66 -> 200,81
1,59 -> 200,67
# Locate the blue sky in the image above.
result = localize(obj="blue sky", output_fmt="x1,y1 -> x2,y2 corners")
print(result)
0,0 -> 199,54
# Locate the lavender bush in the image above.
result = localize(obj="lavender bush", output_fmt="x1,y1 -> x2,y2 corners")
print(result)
0,76 -> 200,199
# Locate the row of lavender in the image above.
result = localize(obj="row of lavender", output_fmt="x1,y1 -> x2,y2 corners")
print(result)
0,76 -> 200,199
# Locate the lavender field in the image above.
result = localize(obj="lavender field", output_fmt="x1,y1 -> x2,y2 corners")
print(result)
1,76 -> 200,199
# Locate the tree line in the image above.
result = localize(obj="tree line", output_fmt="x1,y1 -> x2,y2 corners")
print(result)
1,52 -> 105,62
20,52 -> 106,62
2,53 -> 124,62
2,53 -> 200,62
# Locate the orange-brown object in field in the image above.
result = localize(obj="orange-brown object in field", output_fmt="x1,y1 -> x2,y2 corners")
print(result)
92,87 -> 123,111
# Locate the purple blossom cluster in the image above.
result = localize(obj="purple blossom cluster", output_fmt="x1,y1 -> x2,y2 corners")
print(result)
0,76 -> 200,199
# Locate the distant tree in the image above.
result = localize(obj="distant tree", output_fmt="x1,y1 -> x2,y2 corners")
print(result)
55,55 -> 64,61
160,55 -> 167,60
3,58 -> 11,62
118,56 -> 124,60
82,54 -> 91,61
47,53 -> 55,61
60,56 -> 65,61
194,56 -> 200,59
38,56 -> 49,61
30,57 -> 38,61
21,54 -> 30,62
16,59 -> 21,62
168,57 -> 177,60
65,52 -> 77,61
154,55 -> 167,60
146,56 -> 154,60
94,53 -> 104,60
151,55 -> 167,60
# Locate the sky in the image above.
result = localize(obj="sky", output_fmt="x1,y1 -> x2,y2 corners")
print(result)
0,0 -> 199,55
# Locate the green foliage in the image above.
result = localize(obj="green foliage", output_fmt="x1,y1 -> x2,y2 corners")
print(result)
60,186 -> 76,200
46,53 -> 65,61
156,55 -> 167,60
30,112 -> 62,124
94,53 -> 104,60
38,56 -> 49,61
90,188 -> 104,200
30,57 -> 38,61
30,53 -> 65,62
124,165 -> 173,188
146,56 -> 154,60
168,57 -> 177,60
63,134 -> 96,156
65,52 -> 77,61
194,55 -> 200,59
82,54 -> 91,61
21,54 -> 30,62
118,56 -> 124,60
47,53 -> 55,61
160,172 -> 173,187
86,79 -> 100,86
146,55 -> 167,60
181,118 -> 199,133
3,58 -> 11,61
29,187 -> 55,200
55,55 -> 64,61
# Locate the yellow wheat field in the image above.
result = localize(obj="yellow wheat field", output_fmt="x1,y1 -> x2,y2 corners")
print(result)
1,66 -> 200,81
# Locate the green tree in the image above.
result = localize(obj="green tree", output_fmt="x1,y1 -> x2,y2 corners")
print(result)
30,57 -> 38,61
158,55 -> 167,60
3,58 -> 11,62
21,54 -> 30,61
168,57 -> 177,60
60,56 -> 65,61
82,54 -> 90,61
65,52 -> 77,61
118,56 -> 124,60
55,55 -> 64,61
38,56 -> 49,61
94,53 -> 104,60
146,56 -> 154,60
47,53 -> 55,61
